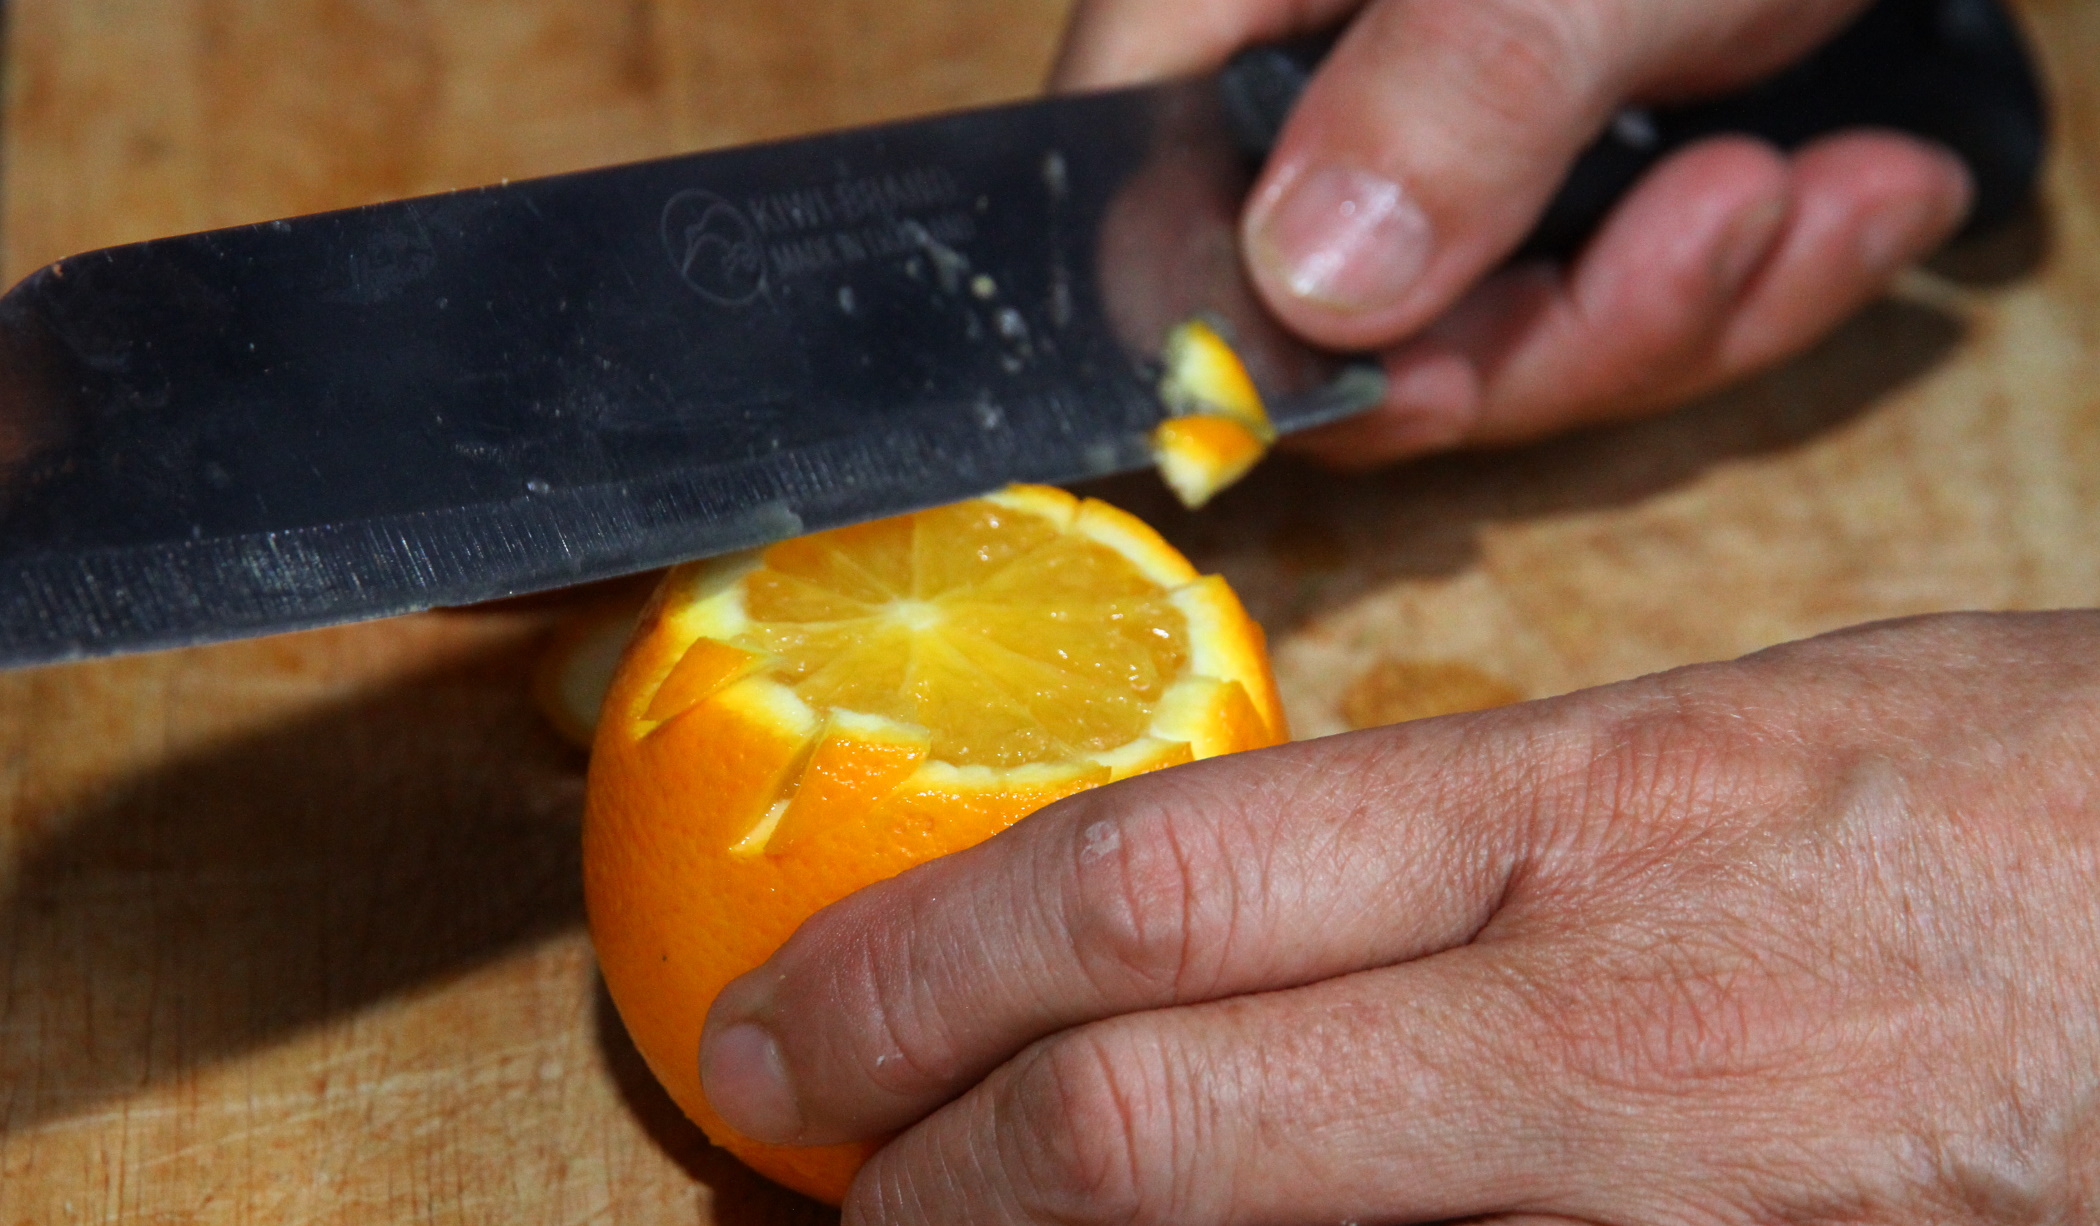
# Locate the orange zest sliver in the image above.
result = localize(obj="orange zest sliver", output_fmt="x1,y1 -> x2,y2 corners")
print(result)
1151,319 -> 1277,508
1158,319 -> 1273,432
763,710 -> 930,857
1154,414 -> 1271,510
581,485 -> 1286,1203
645,638 -> 768,723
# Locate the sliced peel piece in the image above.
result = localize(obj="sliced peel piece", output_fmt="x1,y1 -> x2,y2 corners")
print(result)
1172,574 -> 1286,741
1151,319 -> 1277,509
1158,318 -> 1274,434
1152,674 -> 1269,760
865,759 -> 1116,852
645,638 -> 771,726
1091,735 -> 1197,781
1154,415 -> 1270,510
766,711 -> 933,856
640,674 -> 819,846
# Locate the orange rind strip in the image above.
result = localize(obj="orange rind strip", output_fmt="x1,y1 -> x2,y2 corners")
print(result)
1154,415 -> 1270,510
1151,319 -> 1277,509
645,637 -> 770,725
765,711 -> 933,856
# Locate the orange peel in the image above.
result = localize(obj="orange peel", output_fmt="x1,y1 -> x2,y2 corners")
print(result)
1151,319 -> 1277,509
581,484 -> 1286,1202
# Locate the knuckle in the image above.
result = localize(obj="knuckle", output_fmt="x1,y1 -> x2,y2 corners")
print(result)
823,910 -> 966,1099
1556,669 -> 1783,855
1061,783 -> 1246,1002
1399,0 -> 1616,137
997,1031 -> 1181,1224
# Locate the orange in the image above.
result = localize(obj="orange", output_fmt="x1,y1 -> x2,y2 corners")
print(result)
531,598 -> 645,748
581,485 -> 1286,1203
1151,319 -> 1276,509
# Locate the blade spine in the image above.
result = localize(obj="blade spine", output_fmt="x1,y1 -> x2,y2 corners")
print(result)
0,78 -> 1192,299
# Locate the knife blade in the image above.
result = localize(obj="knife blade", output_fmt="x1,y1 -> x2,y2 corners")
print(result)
0,0 -> 2045,668
0,77 -> 1362,669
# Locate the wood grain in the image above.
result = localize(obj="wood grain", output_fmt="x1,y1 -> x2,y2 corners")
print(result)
0,4 -> 1069,1223
2,2 -> 2097,1222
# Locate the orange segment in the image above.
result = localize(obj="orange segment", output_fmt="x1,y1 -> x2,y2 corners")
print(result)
1072,496 -> 1203,585
582,484 -> 1286,1205
761,516 -> 915,604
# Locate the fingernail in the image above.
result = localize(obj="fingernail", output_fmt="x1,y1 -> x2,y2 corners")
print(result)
1711,196 -> 1788,299
701,1022 -> 803,1144
1250,164 -> 1433,314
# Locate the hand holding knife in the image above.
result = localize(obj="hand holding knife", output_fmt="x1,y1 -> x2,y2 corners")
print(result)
0,0 -> 2045,667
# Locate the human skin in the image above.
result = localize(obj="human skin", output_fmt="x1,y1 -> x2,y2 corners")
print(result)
704,613 -> 2100,1223
696,4 -> 2089,1221
1058,0 -> 1974,468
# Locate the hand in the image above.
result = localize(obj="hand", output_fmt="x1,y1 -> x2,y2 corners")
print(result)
700,611 -> 2100,1223
1056,0 -> 1975,469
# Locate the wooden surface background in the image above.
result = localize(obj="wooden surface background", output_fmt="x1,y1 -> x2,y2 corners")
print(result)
1,2 -> 2096,1222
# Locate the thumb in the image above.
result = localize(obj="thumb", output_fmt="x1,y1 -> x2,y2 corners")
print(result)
1242,0 -> 1863,349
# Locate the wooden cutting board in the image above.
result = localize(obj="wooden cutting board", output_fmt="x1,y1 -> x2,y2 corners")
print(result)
1,2 -> 2096,1222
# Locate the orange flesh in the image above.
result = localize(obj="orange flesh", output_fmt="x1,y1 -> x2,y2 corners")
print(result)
733,500 -> 1189,767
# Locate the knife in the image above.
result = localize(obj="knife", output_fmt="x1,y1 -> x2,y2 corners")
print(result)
0,0 -> 2044,667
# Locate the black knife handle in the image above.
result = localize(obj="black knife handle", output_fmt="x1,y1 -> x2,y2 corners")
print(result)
1219,0 -> 2048,262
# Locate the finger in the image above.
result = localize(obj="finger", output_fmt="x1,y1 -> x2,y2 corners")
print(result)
1240,0 -> 1870,349
700,709 -> 1578,1146
843,949 -> 1594,1226
1462,131 -> 1971,444
1713,130 -> 1972,378
1461,137 -> 1793,443
1286,130 -> 1970,467
1051,0 -> 1360,91
1053,0 -> 1861,96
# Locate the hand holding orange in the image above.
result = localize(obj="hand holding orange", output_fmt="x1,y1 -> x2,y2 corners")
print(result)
580,485 -> 1285,1202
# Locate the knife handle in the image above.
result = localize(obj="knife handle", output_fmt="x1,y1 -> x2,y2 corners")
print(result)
1219,0 -> 2048,262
